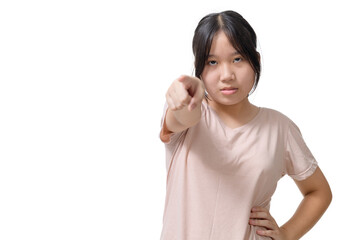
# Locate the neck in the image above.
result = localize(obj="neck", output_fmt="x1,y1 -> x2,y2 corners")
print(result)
206,98 -> 259,129
208,98 -> 255,118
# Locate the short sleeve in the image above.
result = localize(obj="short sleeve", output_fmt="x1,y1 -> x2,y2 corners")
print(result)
284,120 -> 318,181
159,102 -> 186,145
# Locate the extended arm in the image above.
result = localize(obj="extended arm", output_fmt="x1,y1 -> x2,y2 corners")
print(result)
163,75 -> 205,134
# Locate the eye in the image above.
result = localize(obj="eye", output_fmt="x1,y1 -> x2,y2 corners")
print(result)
208,60 -> 218,66
233,57 -> 242,63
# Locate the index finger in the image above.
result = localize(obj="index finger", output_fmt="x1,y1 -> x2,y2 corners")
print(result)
178,75 -> 196,89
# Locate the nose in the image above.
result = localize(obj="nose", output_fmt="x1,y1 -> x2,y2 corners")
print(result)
220,63 -> 234,82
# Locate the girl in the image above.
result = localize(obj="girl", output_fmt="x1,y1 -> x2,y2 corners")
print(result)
159,10 -> 332,240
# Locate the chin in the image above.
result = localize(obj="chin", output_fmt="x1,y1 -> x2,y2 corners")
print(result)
214,96 -> 248,106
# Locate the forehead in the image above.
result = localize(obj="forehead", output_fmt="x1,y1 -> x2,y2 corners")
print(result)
208,31 -> 238,56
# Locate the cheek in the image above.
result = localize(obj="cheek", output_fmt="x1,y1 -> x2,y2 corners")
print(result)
239,68 -> 256,87
202,77 -> 218,93
201,69 -> 218,90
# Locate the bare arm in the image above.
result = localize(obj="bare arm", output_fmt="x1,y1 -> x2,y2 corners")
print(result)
280,167 -> 332,239
164,75 -> 205,134
250,167 -> 332,240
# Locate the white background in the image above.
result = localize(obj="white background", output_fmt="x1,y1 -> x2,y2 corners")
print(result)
0,0 -> 344,239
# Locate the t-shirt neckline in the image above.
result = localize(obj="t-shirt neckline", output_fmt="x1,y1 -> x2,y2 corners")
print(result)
205,102 -> 263,132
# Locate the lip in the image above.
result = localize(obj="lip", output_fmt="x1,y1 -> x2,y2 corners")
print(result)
220,87 -> 238,95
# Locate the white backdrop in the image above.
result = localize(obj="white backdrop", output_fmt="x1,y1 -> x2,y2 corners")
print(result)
0,0 -> 344,239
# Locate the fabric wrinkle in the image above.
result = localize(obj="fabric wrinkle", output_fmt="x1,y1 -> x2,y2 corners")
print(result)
159,101 -> 318,240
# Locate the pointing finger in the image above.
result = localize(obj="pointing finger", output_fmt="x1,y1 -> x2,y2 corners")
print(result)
178,75 -> 194,89
189,83 -> 205,110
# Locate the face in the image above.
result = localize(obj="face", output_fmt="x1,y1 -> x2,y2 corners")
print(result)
201,31 -> 256,108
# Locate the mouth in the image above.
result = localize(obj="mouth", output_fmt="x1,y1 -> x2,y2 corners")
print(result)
220,87 -> 238,95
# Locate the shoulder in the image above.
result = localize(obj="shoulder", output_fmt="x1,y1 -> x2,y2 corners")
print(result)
259,107 -> 299,133
260,107 -> 293,123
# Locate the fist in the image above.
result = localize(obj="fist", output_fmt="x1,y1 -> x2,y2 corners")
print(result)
166,75 -> 205,111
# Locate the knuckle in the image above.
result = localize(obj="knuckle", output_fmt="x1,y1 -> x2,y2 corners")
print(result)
176,101 -> 186,109
168,103 -> 175,109
270,230 -> 278,236
175,104 -> 182,110
182,96 -> 190,104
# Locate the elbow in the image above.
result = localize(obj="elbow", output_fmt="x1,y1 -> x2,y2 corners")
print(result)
322,178 -> 333,208
304,184 -> 332,210
320,184 -> 332,209
326,186 -> 333,207
315,184 -> 332,210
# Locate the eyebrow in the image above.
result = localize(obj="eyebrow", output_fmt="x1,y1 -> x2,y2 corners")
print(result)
207,51 -> 240,58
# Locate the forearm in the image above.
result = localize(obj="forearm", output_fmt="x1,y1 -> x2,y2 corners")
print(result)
280,189 -> 332,240
166,102 -> 202,133
164,75 -> 204,133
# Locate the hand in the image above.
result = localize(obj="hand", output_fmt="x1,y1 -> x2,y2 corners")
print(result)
249,206 -> 289,240
166,75 -> 205,111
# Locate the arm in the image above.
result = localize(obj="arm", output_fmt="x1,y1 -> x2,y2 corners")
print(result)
250,167 -> 332,240
164,75 -> 205,134
280,167 -> 332,239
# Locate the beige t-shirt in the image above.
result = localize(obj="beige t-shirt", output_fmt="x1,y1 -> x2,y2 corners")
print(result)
159,101 -> 318,240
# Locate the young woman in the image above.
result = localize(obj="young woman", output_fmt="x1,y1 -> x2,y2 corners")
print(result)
159,10 -> 332,240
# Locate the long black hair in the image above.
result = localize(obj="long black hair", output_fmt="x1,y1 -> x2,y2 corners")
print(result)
192,10 -> 261,94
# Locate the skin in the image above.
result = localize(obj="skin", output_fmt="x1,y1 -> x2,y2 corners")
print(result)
249,167 -> 332,239
164,30 -> 332,239
200,31 -> 259,129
